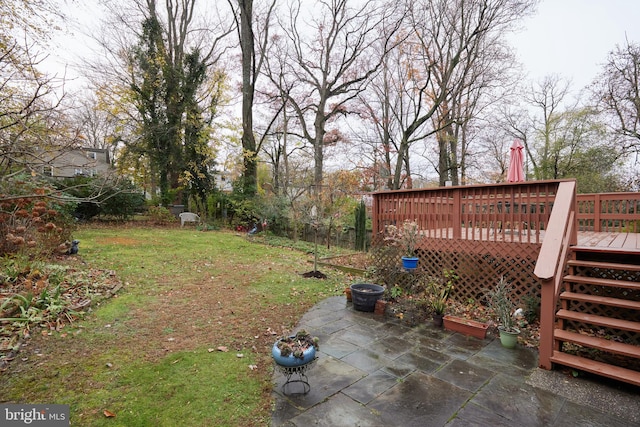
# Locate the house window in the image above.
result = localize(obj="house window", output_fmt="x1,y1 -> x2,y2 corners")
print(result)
88,152 -> 97,160
43,166 -> 53,176
74,168 -> 84,176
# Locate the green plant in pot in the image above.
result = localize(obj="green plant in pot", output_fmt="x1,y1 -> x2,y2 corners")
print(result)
430,296 -> 447,326
486,276 -> 520,348
427,270 -> 456,327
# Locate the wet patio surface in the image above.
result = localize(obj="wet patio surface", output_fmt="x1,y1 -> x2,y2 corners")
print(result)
271,296 -> 640,427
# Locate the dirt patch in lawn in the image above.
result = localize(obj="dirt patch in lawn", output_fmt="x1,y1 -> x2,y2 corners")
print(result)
123,278 -> 300,362
0,251 -> 328,424
95,236 -> 143,246
319,252 -> 371,272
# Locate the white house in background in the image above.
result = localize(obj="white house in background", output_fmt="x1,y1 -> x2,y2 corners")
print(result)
43,148 -> 111,178
214,170 -> 234,193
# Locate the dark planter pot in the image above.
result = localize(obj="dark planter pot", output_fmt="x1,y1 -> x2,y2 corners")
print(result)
433,313 -> 444,327
272,338 -> 317,367
350,283 -> 385,312
401,256 -> 419,271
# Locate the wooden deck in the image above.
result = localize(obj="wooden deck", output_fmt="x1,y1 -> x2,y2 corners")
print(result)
372,182 -> 640,384
576,231 -> 640,252
373,183 -> 640,253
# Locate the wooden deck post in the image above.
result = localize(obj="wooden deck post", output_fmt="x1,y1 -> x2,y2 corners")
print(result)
593,193 -> 601,232
372,194 -> 380,236
538,276 -> 555,370
453,190 -> 461,239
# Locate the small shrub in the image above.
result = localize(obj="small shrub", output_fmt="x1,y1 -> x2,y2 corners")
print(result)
389,284 -> 403,300
0,175 -> 75,256
485,276 -> 518,332
147,206 -> 177,225
384,220 -> 424,257
522,293 -> 540,323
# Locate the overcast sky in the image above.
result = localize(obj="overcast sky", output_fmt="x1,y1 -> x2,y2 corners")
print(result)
50,0 -> 640,96
507,0 -> 640,92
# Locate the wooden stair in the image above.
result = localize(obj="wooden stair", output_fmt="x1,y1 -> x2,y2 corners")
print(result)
551,252 -> 640,386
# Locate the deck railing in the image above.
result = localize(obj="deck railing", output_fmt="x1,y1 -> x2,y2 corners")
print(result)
577,192 -> 640,232
372,180 -> 565,244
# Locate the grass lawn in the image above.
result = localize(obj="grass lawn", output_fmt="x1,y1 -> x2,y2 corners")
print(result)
0,225 -> 362,426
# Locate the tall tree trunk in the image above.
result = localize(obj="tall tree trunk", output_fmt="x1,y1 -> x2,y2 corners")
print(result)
313,98 -> 326,191
448,124 -> 458,186
438,134 -> 448,186
238,0 -> 257,196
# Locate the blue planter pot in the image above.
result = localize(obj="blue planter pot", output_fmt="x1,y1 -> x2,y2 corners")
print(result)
401,256 -> 419,271
272,338 -> 317,367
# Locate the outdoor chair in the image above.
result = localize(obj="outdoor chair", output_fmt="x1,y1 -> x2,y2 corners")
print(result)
179,212 -> 200,227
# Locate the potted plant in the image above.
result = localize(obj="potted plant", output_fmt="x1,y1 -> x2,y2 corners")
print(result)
272,330 -> 319,367
385,220 -> 424,270
486,276 -> 520,348
427,271 -> 456,327
430,296 -> 447,327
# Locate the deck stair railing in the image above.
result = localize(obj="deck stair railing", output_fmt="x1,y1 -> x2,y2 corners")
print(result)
535,182 -> 640,386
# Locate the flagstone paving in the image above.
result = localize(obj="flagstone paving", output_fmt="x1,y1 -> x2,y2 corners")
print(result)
271,296 -> 640,427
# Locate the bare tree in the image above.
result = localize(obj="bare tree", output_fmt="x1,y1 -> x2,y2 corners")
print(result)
265,0 -> 405,192
421,0 -> 536,187
358,0 -> 535,189
527,75 -> 572,179
499,75 -> 625,191
72,94 -> 121,164
431,18 -> 520,186
0,40 -> 75,179
592,40 -> 640,155
260,112 -> 311,196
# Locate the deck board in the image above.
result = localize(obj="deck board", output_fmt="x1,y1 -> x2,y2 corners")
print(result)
575,231 -> 640,252
432,228 -> 640,252
609,233 -> 628,249
577,232 -> 617,248
623,233 -> 639,250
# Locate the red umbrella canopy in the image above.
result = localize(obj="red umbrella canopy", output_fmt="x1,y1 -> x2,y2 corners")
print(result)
507,139 -> 525,182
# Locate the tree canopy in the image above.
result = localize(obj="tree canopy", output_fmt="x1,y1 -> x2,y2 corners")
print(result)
3,0 -> 639,239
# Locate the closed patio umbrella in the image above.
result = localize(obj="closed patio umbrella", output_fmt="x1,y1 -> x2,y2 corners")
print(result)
507,139 -> 525,182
